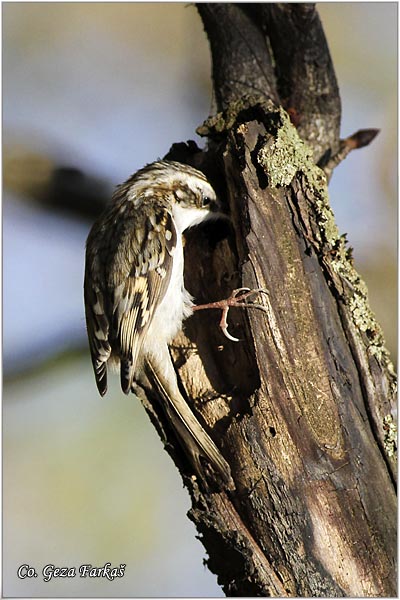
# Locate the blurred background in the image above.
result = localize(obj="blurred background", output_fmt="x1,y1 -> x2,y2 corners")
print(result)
3,3 -> 397,597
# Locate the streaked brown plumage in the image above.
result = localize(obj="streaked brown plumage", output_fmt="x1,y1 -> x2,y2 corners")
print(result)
84,160 -> 234,489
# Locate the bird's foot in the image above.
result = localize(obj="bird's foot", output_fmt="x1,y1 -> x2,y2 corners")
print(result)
193,287 -> 269,342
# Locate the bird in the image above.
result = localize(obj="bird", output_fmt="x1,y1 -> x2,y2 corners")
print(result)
84,159 -> 235,489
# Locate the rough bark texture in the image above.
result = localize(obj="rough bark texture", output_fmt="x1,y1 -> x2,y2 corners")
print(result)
138,4 -> 396,596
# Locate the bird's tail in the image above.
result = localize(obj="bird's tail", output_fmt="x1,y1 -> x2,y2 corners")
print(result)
145,352 -> 234,491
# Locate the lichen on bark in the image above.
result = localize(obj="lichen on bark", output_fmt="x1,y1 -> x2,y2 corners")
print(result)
256,105 -> 395,400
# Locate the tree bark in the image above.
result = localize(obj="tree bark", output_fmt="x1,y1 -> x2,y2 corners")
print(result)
139,4 -> 396,596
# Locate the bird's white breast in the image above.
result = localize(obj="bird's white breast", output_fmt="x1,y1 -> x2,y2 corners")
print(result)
172,203 -> 211,232
143,227 -> 193,363
142,204 -> 211,364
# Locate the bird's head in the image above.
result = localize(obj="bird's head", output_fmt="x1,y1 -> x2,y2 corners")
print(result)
130,160 -> 221,233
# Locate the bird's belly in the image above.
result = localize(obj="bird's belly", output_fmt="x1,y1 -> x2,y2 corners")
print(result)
143,240 -> 193,361
151,281 -> 192,331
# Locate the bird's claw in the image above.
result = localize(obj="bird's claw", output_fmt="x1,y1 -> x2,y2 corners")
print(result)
221,322 -> 240,343
193,287 -> 269,342
220,287 -> 269,341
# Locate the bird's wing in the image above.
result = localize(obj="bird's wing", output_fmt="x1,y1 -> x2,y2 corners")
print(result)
84,246 -> 112,396
84,202 -> 177,396
110,205 -> 177,393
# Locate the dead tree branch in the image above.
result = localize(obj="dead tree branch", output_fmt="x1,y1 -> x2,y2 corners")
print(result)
138,4 -> 396,596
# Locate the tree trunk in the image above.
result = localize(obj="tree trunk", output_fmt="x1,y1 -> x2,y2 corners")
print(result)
139,4 -> 397,596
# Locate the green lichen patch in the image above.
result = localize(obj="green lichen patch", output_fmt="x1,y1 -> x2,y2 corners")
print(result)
196,96 -> 276,137
256,106 -> 395,385
329,234 -> 394,377
257,107 -> 339,245
258,108 -> 314,188
383,414 -> 397,457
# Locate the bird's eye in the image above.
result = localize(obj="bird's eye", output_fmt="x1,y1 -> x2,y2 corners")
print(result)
202,195 -> 211,207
